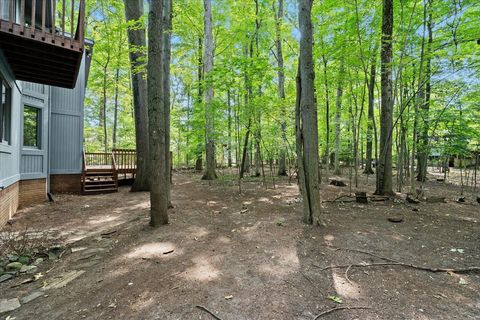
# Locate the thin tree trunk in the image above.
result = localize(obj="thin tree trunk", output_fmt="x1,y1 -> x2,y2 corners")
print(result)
202,0 -> 217,180
112,68 -> 120,149
227,89 -> 233,167
124,0 -> 150,191
375,0 -> 394,196
274,0 -> 288,176
364,58 -> 376,174
334,60 -> 345,175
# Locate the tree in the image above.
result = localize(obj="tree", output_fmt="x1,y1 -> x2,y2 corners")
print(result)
297,0 -> 321,225
124,0 -> 150,191
375,0 -> 394,196
201,0 -> 217,180
148,0 -> 170,226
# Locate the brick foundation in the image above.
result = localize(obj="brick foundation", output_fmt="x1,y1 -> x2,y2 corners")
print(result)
50,174 -> 81,193
19,179 -> 47,208
0,182 -> 19,226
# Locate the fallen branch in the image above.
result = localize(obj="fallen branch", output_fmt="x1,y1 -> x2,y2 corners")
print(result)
313,306 -> 371,319
313,262 -> 480,274
196,305 -> 223,320
322,245 -> 399,263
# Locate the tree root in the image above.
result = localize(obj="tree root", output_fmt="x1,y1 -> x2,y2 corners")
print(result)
313,306 -> 371,319
196,305 -> 223,320
313,262 -> 480,274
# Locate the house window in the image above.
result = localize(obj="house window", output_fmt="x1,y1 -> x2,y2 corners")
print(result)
0,80 -> 11,144
23,106 -> 41,148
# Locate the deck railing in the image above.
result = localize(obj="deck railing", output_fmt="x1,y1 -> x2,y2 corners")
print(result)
0,0 -> 85,51
112,149 -> 137,175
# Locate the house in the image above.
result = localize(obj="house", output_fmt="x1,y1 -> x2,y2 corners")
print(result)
0,0 -> 90,226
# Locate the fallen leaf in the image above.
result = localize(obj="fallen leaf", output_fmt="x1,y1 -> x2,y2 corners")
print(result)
328,295 -> 343,304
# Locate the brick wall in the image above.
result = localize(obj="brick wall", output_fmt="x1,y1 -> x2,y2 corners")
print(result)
50,174 -> 81,193
19,179 -> 47,209
0,182 -> 19,226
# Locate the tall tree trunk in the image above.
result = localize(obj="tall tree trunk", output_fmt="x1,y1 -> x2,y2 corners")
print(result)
201,0 -> 217,180
162,0 -> 173,206
148,0 -> 168,226
417,1 -> 433,182
124,0 -> 150,191
364,58 -> 376,174
101,63 -> 109,152
375,0 -> 394,196
298,0 -> 321,225
195,36 -> 204,171
334,60 -> 344,175
227,89 -> 233,167
112,68 -> 120,149
322,54 -> 331,170
274,0 -> 288,176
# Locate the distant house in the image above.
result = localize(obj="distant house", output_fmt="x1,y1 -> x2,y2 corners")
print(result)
0,0 -> 91,225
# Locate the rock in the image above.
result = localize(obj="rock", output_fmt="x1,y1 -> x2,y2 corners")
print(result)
388,217 -> 403,223
406,195 -> 420,204
7,254 -> 19,262
18,256 -> 30,264
0,298 -> 21,314
33,258 -> 44,266
20,291 -> 44,304
43,270 -> 85,290
0,274 -> 13,283
20,265 -> 38,274
330,179 -> 347,187
6,262 -> 23,271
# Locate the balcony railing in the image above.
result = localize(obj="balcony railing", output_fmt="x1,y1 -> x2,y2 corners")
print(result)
0,0 -> 86,88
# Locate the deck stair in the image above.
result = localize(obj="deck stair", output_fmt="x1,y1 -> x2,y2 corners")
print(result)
82,152 -> 119,194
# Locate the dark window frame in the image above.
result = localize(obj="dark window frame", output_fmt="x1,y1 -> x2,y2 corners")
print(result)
0,78 -> 12,145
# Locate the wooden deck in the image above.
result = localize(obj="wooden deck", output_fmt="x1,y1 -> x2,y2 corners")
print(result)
0,0 -> 85,88
82,149 -> 136,194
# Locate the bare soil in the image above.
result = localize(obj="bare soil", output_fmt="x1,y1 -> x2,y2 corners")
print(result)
1,171 -> 479,320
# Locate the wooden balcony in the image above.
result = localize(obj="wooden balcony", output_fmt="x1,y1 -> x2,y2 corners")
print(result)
0,0 -> 85,88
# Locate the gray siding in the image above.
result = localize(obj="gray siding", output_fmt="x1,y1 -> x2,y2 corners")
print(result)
49,54 -> 86,174
0,52 -> 22,189
20,82 -> 48,180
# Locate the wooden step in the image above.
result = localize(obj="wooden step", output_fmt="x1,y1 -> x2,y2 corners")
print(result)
84,183 -> 116,189
82,188 -> 118,195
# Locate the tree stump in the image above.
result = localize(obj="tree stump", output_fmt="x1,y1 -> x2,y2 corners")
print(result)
355,192 -> 368,203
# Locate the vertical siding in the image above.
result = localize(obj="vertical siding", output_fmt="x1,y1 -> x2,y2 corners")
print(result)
22,82 -> 45,95
49,53 -> 86,174
0,52 -> 21,189
20,154 -> 44,173
50,114 -> 81,171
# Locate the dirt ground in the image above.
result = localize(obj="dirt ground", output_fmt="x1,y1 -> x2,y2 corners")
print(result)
1,170 -> 479,320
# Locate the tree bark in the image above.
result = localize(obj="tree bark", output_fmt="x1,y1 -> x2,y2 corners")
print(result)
124,0 -> 150,191
298,0 -> 321,225
162,0 -> 173,207
417,1 -> 433,182
274,0 -> 288,176
364,58 -> 376,175
112,68 -> 120,149
201,0 -> 217,180
334,60 -> 344,175
148,0 -> 168,226
375,0 -> 394,196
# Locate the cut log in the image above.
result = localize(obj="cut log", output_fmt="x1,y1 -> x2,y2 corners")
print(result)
330,179 -> 347,187
355,192 -> 368,204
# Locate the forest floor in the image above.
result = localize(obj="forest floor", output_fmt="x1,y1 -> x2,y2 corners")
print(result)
1,169 -> 479,320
